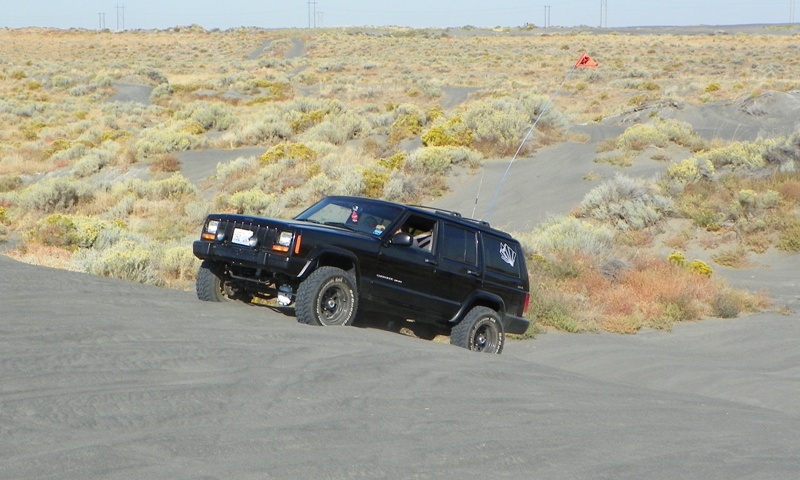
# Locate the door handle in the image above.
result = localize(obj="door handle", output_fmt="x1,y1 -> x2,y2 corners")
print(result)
424,258 -> 438,266
467,269 -> 480,277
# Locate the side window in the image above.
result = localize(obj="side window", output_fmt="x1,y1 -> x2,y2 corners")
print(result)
441,224 -> 478,265
482,235 -> 521,277
397,214 -> 437,252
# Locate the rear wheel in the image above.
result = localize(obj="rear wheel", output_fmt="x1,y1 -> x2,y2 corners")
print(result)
196,260 -> 228,302
450,306 -> 504,353
296,267 -> 358,326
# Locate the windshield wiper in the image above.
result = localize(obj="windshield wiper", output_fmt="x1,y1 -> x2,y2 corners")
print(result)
322,221 -> 357,231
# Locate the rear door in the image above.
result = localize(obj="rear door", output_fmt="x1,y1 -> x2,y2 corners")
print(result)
433,222 -> 482,312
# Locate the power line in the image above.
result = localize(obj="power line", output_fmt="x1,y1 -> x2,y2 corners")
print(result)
544,5 -> 551,27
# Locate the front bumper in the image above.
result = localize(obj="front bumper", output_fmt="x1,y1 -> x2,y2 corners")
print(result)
193,240 -> 307,277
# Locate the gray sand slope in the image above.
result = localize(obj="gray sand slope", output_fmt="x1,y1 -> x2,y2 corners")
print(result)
2,253 -> 799,479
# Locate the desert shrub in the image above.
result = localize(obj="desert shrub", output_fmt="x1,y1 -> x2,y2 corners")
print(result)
135,121 -> 208,157
777,219 -> 800,251
215,156 -> 259,182
461,96 -> 531,156
70,148 -> 117,178
712,246 -> 749,267
149,154 -> 181,173
518,216 -> 614,258
579,174 -> 673,230
688,208 -> 723,231
758,190 -> 781,209
657,118 -> 705,150
763,133 -> 800,172
0,175 -> 23,192
184,201 -> 212,223
409,146 -> 482,176
174,101 -> 236,131
18,177 -> 94,212
383,170 -> 420,203
74,240 -> 162,286
527,287 -> 587,333
136,67 -> 168,85
378,152 -> 407,171
704,141 -> 767,170
664,156 -> 715,188
224,188 -> 281,216
51,74 -> 74,88
159,244 -> 198,281
123,175 -> 197,200
43,138 -> 72,159
712,290 -> 743,318
688,259 -> 713,277
422,114 -> 473,147
261,142 -> 316,164
32,214 -> 126,250
363,167 -> 390,198
616,123 -> 669,151
104,194 -> 137,221
302,111 -> 369,145
30,214 -> 78,248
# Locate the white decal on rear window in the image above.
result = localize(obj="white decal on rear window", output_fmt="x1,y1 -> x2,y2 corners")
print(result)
499,242 -> 516,267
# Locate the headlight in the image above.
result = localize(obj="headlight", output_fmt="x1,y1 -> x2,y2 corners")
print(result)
206,220 -> 219,234
277,231 -> 293,247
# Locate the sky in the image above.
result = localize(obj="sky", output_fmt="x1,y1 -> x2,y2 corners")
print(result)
0,0 -> 796,30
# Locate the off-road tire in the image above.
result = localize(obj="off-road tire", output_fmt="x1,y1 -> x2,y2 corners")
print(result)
196,260 -> 228,302
450,306 -> 504,353
296,267 -> 358,326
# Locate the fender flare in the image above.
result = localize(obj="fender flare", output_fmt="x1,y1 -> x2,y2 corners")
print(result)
298,246 -> 361,285
449,290 -> 506,325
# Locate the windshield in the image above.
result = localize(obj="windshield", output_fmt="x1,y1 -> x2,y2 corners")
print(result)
295,197 -> 404,236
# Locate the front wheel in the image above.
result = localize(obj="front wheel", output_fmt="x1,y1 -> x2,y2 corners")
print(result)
450,306 -> 504,353
196,260 -> 228,302
296,267 -> 358,326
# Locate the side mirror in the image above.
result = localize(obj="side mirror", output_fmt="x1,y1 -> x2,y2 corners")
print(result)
389,231 -> 414,247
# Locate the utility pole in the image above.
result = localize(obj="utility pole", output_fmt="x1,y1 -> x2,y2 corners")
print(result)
98,12 -> 105,30
544,5 -> 551,27
600,0 -> 608,28
308,0 -> 318,28
116,4 -> 125,31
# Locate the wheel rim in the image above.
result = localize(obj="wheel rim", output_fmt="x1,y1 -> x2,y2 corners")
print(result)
472,322 -> 499,352
317,283 -> 350,325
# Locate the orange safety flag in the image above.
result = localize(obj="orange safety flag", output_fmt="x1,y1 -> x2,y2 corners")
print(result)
575,53 -> 598,68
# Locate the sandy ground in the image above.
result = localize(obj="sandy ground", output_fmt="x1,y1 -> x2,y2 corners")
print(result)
1,247 -> 799,479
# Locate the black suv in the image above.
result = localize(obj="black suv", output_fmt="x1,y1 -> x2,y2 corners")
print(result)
193,196 -> 530,353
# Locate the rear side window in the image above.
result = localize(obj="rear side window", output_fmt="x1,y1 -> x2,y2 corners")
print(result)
441,223 -> 478,265
482,234 -> 521,278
